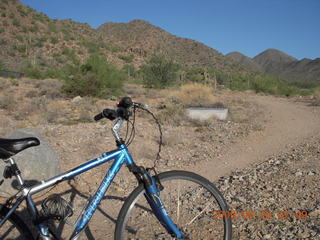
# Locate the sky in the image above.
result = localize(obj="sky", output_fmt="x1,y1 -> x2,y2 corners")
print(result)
20,0 -> 320,60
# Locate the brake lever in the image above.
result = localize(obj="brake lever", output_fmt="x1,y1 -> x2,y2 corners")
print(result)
133,102 -> 149,110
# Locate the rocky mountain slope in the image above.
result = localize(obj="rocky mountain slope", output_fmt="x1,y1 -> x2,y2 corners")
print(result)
0,0 -> 252,76
227,49 -> 320,87
97,20 -> 249,74
226,52 -> 263,72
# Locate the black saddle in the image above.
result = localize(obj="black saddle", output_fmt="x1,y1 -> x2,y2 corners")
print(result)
0,138 -> 40,159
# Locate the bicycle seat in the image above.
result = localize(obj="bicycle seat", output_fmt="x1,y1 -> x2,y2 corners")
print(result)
0,137 -> 40,159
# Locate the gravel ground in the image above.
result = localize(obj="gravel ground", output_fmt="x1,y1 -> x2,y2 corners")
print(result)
216,135 -> 320,239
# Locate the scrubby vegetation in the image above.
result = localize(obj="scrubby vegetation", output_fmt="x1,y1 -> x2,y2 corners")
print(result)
169,83 -> 217,107
62,55 -> 125,97
141,55 -> 180,88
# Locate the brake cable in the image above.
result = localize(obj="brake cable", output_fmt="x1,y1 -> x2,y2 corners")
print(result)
132,106 -> 163,169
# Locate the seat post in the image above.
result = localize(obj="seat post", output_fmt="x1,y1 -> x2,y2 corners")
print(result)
7,158 -> 25,187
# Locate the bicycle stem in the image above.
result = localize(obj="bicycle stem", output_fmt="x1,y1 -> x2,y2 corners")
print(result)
112,119 -> 124,145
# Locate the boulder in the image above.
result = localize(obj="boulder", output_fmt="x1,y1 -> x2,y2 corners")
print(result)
0,128 -> 60,196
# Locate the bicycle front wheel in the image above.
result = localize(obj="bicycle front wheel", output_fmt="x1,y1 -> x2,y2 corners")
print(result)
115,170 -> 232,240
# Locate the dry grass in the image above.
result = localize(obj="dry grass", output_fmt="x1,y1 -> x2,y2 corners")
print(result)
169,83 -> 217,107
0,93 -> 16,111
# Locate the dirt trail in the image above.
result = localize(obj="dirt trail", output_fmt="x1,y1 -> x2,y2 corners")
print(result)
190,95 -> 320,181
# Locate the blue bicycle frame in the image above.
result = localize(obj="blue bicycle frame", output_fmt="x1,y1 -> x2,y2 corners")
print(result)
0,143 -> 183,239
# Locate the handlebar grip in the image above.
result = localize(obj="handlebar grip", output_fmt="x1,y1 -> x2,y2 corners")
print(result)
94,112 -> 104,121
94,109 -> 118,121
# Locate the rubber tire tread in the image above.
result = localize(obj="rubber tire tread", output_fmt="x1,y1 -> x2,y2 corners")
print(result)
115,170 -> 232,240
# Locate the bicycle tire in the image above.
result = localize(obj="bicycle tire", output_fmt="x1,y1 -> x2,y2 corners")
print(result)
0,206 -> 34,240
115,170 -> 232,240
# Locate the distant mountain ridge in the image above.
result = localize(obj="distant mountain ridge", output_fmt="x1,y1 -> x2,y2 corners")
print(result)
97,20 -> 250,74
227,49 -> 320,87
0,1 -> 252,77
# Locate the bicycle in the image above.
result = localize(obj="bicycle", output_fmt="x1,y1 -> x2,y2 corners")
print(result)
0,97 -> 232,239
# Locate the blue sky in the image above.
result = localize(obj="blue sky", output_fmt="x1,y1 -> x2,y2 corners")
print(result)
20,0 -> 320,60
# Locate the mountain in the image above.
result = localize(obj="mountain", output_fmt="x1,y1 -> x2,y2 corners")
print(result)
97,20 -> 251,74
226,49 -> 320,87
253,49 -> 297,75
226,52 -> 262,72
0,1 -> 253,77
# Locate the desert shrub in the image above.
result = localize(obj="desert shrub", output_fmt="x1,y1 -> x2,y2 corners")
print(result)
118,54 -> 134,63
0,28 -> 4,33
157,103 -> 186,126
141,55 -> 180,88
81,40 -> 100,53
15,44 -> 27,53
12,17 -> 20,26
0,61 -> 7,71
25,90 -> 38,98
36,79 -> 63,99
169,83 -> 217,107
29,24 -> 39,32
22,65 -> 43,79
21,25 -> 28,32
15,34 -> 23,41
2,20 -> 8,26
50,36 -> 59,44
17,5 -> 27,17
0,38 -> 6,45
184,66 -> 207,82
32,13 -> 48,22
62,54 -> 125,97
122,64 -> 135,78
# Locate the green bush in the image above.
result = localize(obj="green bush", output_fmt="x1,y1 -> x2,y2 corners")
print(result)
141,55 -> 180,88
12,17 -> 20,26
50,36 -> 59,44
29,24 -> 39,32
81,40 -> 100,54
62,55 -> 126,97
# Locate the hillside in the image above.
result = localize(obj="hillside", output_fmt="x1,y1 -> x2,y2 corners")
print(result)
97,20 -> 250,74
253,48 -> 297,75
226,52 -> 263,72
0,0 -> 253,77
227,49 -> 320,88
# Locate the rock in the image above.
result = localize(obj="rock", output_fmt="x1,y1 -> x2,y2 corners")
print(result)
294,171 -> 303,176
0,128 -> 60,196
71,96 -> 82,103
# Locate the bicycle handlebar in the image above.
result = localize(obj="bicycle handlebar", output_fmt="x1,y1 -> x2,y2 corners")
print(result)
94,97 -> 148,122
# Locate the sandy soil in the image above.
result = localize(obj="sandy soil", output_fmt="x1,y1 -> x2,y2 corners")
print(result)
190,95 -> 320,181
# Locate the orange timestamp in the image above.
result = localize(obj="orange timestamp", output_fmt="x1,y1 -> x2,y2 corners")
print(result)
210,209 -> 309,221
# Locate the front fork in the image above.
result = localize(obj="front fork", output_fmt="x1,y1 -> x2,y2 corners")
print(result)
128,165 -> 184,239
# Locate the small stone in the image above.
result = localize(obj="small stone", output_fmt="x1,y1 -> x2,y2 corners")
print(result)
71,96 -> 82,103
295,171 -> 303,176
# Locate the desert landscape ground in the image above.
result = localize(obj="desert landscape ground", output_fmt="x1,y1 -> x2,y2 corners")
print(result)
0,77 -> 319,239
0,1 -> 320,239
